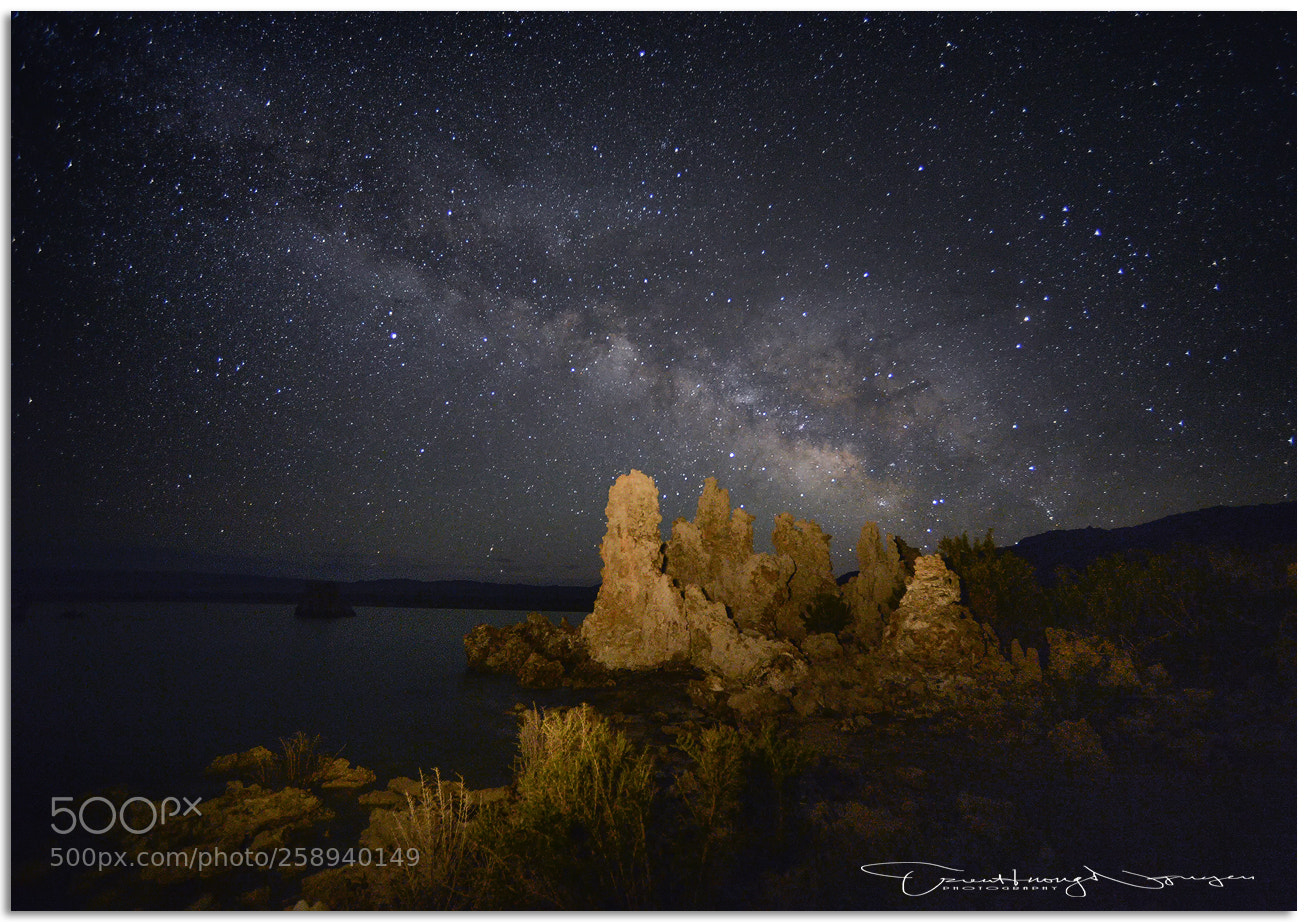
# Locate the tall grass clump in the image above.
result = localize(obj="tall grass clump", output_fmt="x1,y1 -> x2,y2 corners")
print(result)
675,723 -> 748,900
256,731 -> 328,787
370,769 -> 480,909
481,704 -> 655,908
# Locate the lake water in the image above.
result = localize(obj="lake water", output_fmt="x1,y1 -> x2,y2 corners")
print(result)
10,603 -> 581,863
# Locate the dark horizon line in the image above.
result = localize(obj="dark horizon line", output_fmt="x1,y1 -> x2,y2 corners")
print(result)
12,499 -> 1295,609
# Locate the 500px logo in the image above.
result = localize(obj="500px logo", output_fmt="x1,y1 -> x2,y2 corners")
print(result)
51,796 -> 203,836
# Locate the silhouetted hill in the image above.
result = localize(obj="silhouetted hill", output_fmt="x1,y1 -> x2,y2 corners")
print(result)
1003,501 -> 1296,581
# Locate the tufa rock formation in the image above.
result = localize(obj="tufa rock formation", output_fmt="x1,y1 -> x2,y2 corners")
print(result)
581,471 -> 804,689
840,520 -> 908,648
664,476 -> 795,634
577,471 -> 1042,719
464,612 -> 603,688
770,513 -> 840,644
472,469 -> 1125,723
581,470 -> 702,669
881,554 -> 993,666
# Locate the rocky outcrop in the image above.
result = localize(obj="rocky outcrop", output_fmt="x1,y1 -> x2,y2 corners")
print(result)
770,513 -> 840,644
131,781 -> 335,884
1010,639 -> 1043,686
464,612 -> 602,688
665,477 -> 796,634
881,555 -> 991,667
840,521 -> 908,649
477,471 -> 1039,723
206,743 -> 375,790
579,471 -> 803,691
581,471 -> 697,669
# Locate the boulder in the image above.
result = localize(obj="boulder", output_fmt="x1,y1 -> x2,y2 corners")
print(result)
465,612 -> 599,688
133,782 -> 334,883
517,651 -> 566,689
725,685 -> 792,723
801,631 -> 844,665
207,746 -> 276,780
318,757 -> 376,790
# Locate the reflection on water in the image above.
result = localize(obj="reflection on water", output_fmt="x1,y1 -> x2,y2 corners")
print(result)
10,603 -> 578,861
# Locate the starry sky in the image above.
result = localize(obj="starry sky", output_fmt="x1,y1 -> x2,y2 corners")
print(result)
11,12 -> 1296,584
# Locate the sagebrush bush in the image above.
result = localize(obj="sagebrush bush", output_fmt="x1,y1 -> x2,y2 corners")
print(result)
675,723 -> 748,897
748,720 -> 813,796
482,705 -> 655,909
939,530 -> 1045,645
676,723 -> 746,829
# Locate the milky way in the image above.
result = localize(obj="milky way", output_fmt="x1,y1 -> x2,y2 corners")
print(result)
12,13 -> 1296,582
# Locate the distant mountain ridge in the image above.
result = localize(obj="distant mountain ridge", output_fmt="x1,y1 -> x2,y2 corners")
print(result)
1002,501 -> 1296,581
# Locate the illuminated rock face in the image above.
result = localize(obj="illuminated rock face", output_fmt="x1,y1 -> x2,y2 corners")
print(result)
580,471 -> 1032,714
581,470 -> 689,669
770,513 -> 840,645
581,471 -> 802,686
665,477 -> 795,636
881,554 -> 989,666
841,521 -> 908,649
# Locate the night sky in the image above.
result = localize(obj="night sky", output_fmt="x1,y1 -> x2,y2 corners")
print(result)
11,13 -> 1296,584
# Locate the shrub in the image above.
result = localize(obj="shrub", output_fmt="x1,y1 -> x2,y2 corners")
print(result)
256,731 -> 329,788
1051,546 -> 1281,686
483,705 -> 655,909
939,530 -> 1045,644
675,723 -> 748,896
748,720 -> 814,797
676,723 -> 747,830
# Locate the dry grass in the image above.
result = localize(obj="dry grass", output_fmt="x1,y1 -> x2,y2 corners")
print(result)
370,768 -> 479,909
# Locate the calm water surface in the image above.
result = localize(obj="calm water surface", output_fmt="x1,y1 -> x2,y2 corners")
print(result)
11,603 -> 577,861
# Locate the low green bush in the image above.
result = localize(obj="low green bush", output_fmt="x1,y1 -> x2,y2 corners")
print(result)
938,530 -> 1045,645
479,705 -> 655,909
